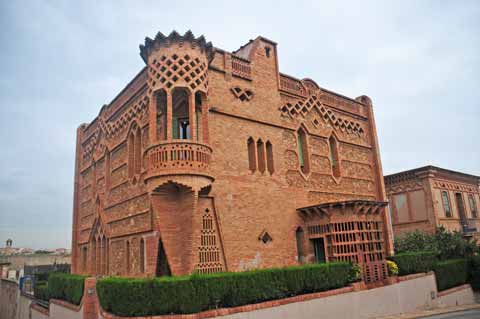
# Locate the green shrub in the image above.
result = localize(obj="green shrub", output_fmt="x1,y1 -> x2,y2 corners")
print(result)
433,259 -> 468,291
388,251 -> 437,275
469,256 -> 480,291
34,281 -> 49,301
47,273 -> 86,305
97,262 -> 353,316
395,227 -> 478,260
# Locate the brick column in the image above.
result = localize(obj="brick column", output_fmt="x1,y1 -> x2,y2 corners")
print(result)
189,91 -> 196,141
149,91 -> 157,144
166,90 -> 173,139
82,277 -> 99,319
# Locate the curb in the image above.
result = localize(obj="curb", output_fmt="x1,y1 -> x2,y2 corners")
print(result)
377,303 -> 480,319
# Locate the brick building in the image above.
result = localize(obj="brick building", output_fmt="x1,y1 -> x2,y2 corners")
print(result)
385,166 -> 480,238
71,30 -> 393,283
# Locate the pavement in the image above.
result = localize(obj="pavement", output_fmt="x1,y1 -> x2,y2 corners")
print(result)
376,304 -> 480,319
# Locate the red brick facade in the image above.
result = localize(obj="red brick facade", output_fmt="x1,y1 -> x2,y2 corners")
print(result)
71,30 -> 393,281
385,166 -> 480,238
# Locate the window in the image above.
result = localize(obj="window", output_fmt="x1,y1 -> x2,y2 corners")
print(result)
156,90 -> 167,140
247,137 -> 256,172
328,135 -> 340,178
441,191 -> 452,218
140,238 -> 145,274
128,126 -> 142,178
469,194 -> 478,218
265,47 -> 271,58
297,128 -> 310,174
266,141 -> 274,174
126,240 -> 130,274
172,88 -> 190,140
295,228 -> 305,263
82,247 -> 88,273
128,132 -> 135,178
257,139 -> 266,173
134,130 -> 141,174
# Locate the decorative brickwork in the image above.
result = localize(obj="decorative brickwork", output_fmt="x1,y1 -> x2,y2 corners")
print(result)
71,30 -> 393,279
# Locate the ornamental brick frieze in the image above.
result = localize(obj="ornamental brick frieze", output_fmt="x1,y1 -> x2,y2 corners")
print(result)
432,179 -> 479,193
386,180 -> 424,194
307,191 -> 376,205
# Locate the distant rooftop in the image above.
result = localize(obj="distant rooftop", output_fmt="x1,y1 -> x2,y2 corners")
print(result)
385,165 -> 480,185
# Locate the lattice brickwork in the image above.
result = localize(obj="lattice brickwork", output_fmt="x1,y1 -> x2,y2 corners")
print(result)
280,95 -> 365,138
196,209 -> 223,274
148,54 -> 208,92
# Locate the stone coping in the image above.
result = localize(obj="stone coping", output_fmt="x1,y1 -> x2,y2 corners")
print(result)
437,283 -> 472,298
31,303 -> 50,316
50,298 -> 83,312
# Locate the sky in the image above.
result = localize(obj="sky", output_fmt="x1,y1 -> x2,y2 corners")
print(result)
0,1 -> 479,249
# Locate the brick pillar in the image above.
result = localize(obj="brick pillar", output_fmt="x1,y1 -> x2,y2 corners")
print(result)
82,277 -> 99,319
189,91 -> 196,141
202,94 -> 209,144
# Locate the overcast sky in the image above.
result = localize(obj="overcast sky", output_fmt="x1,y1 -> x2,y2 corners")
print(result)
0,1 -> 479,249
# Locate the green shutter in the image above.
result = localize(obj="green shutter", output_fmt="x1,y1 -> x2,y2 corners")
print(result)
172,117 -> 179,139
297,136 -> 304,167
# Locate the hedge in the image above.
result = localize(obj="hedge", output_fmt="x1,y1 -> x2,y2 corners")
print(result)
469,256 -> 480,291
433,259 -> 468,291
388,251 -> 437,275
47,273 -> 86,305
97,262 -> 354,316
34,281 -> 49,301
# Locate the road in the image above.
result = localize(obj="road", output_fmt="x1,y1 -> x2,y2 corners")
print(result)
421,309 -> 480,318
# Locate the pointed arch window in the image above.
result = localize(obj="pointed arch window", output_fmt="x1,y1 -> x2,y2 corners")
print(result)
329,135 -> 340,178
266,141 -> 274,175
128,131 -> 135,178
128,125 -> 142,178
247,137 -> 256,172
257,139 -> 266,173
140,238 -> 145,274
297,128 -> 310,174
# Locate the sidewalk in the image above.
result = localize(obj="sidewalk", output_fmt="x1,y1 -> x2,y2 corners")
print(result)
377,303 -> 480,319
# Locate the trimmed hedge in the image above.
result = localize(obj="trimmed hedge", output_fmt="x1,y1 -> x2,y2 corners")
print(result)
388,251 -> 437,275
433,259 -> 468,291
469,256 -> 480,291
34,281 -> 49,301
97,262 -> 354,316
48,273 -> 86,305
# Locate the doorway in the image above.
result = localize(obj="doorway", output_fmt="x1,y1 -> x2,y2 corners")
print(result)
312,238 -> 326,263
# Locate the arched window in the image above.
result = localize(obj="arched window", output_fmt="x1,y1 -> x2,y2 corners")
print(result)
297,128 -> 310,174
295,227 -> 305,263
128,131 -> 135,178
257,139 -> 266,173
134,130 -> 141,174
247,137 -> 256,172
266,141 -> 274,175
140,238 -> 145,274
126,240 -> 130,274
82,246 -> 88,273
91,239 -> 97,274
329,135 -> 340,178
156,90 -> 167,140
172,88 -> 190,139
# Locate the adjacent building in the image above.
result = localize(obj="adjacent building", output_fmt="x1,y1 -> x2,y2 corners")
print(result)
385,166 -> 480,238
71,30 -> 393,283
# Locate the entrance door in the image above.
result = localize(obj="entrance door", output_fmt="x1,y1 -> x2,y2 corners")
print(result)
455,193 -> 468,230
312,238 -> 326,263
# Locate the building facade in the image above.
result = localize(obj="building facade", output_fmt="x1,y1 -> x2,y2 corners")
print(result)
385,166 -> 480,238
71,30 -> 393,283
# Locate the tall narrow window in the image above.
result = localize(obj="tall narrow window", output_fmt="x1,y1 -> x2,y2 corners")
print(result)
172,88 -> 190,139
442,191 -> 452,217
128,132 -> 135,178
257,139 -> 266,173
134,130 -> 141,174
469,194 -> 478,218
295,227 -> 305,263
91,239 -> 97,274
195,92 -> 205,142
247,137 -> 256,172
266,141 -> 274,175
156,90 -> 167,140
297,128 -> 310,174
105,150 -> 110,190
329,135 -> 340,178
140,238 -> 145,274
82,247 -> 87,273
126,240 -> 130,274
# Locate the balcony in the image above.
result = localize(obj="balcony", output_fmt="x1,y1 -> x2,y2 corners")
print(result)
144,140 -> 214,190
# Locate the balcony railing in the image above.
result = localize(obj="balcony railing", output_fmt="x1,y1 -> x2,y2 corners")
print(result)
145,140 -> 213,180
